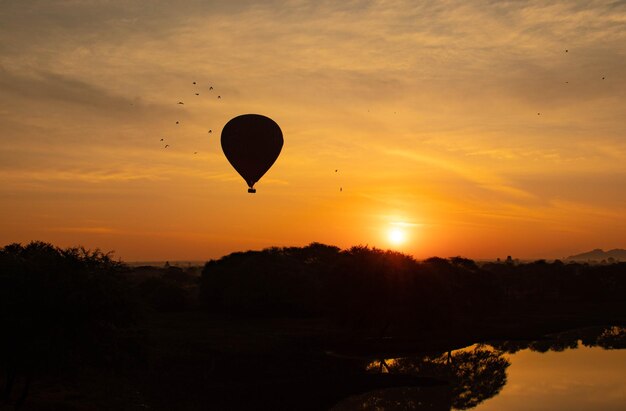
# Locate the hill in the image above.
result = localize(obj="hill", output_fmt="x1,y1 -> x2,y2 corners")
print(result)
566,248 -> 626,262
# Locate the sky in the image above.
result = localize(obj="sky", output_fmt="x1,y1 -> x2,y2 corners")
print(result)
1,0 -> 624,261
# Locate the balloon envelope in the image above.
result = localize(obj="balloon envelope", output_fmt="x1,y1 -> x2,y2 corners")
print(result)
221,114 -> 283,192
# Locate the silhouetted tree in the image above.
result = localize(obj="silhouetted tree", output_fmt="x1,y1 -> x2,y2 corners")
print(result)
369,347 -> 509,410
0,242 -> 137,408
200,243 -> 340,316
592,326 -> 626,349
137,276 -> 191,312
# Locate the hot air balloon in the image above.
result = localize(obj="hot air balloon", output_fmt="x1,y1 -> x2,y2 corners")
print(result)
221,114 -> 283,193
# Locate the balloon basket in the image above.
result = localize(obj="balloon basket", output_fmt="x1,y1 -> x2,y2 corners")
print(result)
248,188 -> 256,194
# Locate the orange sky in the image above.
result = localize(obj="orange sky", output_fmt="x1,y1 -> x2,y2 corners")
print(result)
1,1 -> 624,261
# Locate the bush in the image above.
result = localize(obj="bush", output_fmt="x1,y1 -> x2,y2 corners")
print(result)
0,241 -> 138,406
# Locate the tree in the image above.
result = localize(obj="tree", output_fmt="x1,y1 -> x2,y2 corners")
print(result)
0,242 -> 136,408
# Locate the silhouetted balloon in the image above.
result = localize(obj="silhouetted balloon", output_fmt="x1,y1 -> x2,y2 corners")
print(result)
221,114 -> 283,193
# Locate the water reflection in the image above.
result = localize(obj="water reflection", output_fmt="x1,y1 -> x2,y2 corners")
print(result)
491,325 -> 626,353
331,386 -> 452,410
331,326 -> 625,411
345,347 -> 508,410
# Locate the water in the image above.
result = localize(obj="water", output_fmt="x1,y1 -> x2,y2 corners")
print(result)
471,343 -> 626,411
331,326 -> 626,410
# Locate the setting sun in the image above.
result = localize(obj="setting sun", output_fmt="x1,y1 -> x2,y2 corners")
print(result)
388,227 -> 407,246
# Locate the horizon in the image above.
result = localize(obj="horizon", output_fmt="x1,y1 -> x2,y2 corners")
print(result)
8,240 -> 617,265
1,1 -> 625,261
126,243 -> 626,264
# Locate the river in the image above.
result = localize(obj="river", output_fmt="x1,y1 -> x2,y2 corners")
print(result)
331,326 -> 626,410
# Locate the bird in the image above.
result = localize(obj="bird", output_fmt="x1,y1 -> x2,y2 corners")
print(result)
195,93 -> 199,96
565,49 -> 568,52
565,81 -> 569,84
208,130 -> 212,133
165,145 -> 170,148
335,169 -> 338,172
602,76 -> 605,80
217,95 -> 221,99
177,101 -> 184,105
209,86 -> 213,90
537,113 -> 541,115
193,81 -> 196,85
160,138 -> 164,141
176,121 -> 179,124
340,187 -> 342,192
194,152 -> 198,154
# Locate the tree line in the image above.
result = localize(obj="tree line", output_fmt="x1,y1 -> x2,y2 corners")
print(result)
1,241 -> 624,408
200,243 -> 626,326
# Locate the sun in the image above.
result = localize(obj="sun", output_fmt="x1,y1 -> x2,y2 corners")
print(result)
387,228 -> 407,246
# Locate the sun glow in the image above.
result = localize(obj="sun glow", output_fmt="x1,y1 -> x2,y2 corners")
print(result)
387,227 -> 407,246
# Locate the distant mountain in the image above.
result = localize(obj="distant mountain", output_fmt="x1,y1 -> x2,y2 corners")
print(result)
566,248 -> 626,262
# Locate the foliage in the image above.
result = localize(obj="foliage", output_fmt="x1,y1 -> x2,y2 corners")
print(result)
0,241 -> 138,406
200,244 -> 626,332
363,347 -> 509,410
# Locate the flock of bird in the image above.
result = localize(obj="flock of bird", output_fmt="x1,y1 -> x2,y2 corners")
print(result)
158,81 -> 346,192
160,81 -> 222,154
158,50 -> 604,193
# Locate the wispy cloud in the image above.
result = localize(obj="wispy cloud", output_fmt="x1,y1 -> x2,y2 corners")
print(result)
48,226 -> 119,234
0,67 -> 137,111
390,221 -> 422,227
384,147 -> 536,200
0,0 -> 624,258
0,169 -> 164,184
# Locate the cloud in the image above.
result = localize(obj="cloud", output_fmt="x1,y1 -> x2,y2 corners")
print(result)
0,0 -> 624,258
0,168 -> 164,184
390,221 -> 422,227
48,226 -> 119,234
0,66 -> 139,111
384,147 -> 536,200
3,1 -> 624,120
0,162 -> 238,186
